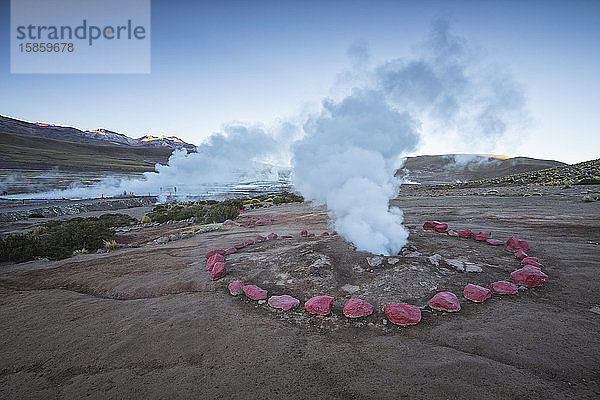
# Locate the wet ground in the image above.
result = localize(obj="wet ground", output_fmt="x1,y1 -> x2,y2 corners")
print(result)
0,185 -> 599,399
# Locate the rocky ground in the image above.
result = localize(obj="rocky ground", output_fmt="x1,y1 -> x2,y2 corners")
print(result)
1,185 -> 599,399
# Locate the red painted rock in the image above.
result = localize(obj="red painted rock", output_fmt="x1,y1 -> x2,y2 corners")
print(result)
343,298 -> 374,318
243,285 -> 268,300
234,242 -> 245,249
428,292 -> 461,312
307,233 -> 315,237
281,235 -> 293,239
434,223 -> 449,233
267,233 -> 278,239
244,239 -> 255,246
521,256 -> 540,265
255,220 -> 266,225
320,232 -> 330,236
490,280 -> 518,294
385,303 -> 421,326
224,247 -> 237,255
305,295 -> 334,315
474,231 -> 492,240
206,253 -> 225,271
463,284 -> 492,302
228,280 -> 244,295
255,235 -> 266,242
205,249 -> 226,259
458,229 -> 474,238
210,262 -> 226,280
268,295 -> 300,311
506,236 -> 530,252
510,265 -> 548,287
330,231 -> 337,235
299,230 -> 308,237
423,221 -> 442,230
514,250 -> 528,259
522,260 -> 543,268
486,238 -> 504,246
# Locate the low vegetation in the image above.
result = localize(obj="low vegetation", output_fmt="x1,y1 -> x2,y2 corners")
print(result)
143,199 -> 244,224
0,213 -> 136,263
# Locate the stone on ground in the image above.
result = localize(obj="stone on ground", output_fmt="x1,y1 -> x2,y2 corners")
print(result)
510,265 -> 548,287
427,254 -> 443,266
506,236 -> 530,252
434,223 -> 449,233
224,247 -> 237,254
463,283 -> 492,302
305,295 -> 334,315
228,280 -> 244,296
428,292 -> 461,312
343,298 -> 374,318
367,256 -> 383,267
244,239 -> 255,246
423,221 -> 442,230
268,295 -> 300,311
267,233 -> 278,239
205,249 -> 226,259
255,235 -> 266,242
458,229 -> 474,238
385,303 -> 421,326
448,229 -> 460,237
299,230 -> 308,237
486,239 -> 504,245
490,280 -> 518,294
243,285 -> 268,300
210,262 -> 226,280
206,253 -> 225,271
514,250 -> 528,259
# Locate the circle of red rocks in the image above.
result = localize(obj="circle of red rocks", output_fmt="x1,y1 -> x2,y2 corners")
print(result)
202,217 -> 549,326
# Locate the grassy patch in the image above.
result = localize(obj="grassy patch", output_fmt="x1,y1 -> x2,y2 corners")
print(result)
0,213 -> 136,263
144,199 -> 244,224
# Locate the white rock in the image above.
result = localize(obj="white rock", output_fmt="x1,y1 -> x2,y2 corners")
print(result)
367,256 -> 383,267
444,259 -> 465,272
341,284 -> 360,294
465,264 -> 483,273
427,254 -> 443,266
387,258 -> 400,265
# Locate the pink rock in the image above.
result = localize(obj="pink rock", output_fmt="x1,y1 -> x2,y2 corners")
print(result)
521,256 -> 540,265
385,303 -> 421,326
428,292 -> 461,312
244,239 -> 255,246
320,232 -> 329,236
474,231 -> 492,241
305,295 -> 334,315
523,260 -> 543,268
267,233 -> 278,239
330,231 -> 337,235
268,295 -> 300,311
234,242 -> 245,249
299,230 -> 308,237
228,280 -> 244,296
343,298 -> 374,318
458,229 -> 474,239
307,233 -> 315,237
463,284 -> 492,302
206,254 -> 225,271
205,249 -> 226,259
404,225 -> 417,229
210,262 -> 226,280
434,223 -> 448,233
243,285 -> 268,300
248,224 -> 255,228
281,235 -> 293,239
514,250 -> 528,259
510,265 -> 548,287
486,239 -> 504,246
224,247 -> 237,255
225,221 -> 235,225
506,236 -> 530,252
490,280 -> 518,294
423,221 -> 442,230
255,220 -> 266,225
255,235 -> 266,242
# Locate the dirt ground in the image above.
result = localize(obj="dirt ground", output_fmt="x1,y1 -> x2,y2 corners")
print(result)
1,186 -> 599,399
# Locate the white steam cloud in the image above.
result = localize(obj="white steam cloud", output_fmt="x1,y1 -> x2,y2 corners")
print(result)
6,19 -> 528,256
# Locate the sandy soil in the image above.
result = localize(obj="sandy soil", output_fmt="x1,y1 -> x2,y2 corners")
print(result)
1,186 -> 599,399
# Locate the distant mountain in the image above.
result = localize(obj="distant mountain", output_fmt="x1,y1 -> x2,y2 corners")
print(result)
399,154 -> 567,184
0,115 -> 196,151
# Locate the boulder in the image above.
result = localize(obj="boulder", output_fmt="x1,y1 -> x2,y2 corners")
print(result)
490,280 -> 518,294
244,239 -> 255,246
267,233 -> 278,239
268,295 -> 300,311
514,250 -> 528,259
367,256 -> 383,267
330,231 -> 338,235
243,285 -> 268,300
423,221 -> 442,230
206,253 -> 225,271
510,266 -> 548,287
255,220 -> 266,226
506,236 -> 530,252
428,254 -> 443,266
385,303 -> 421,326
343,298 -> 374,318
428,292 -> 461,312
486,239 -> 504,246
205,249 -> 226,259
320,232 -> 330,237
210,262 -> 226,280
255,235 -> 266,242
458,229 -> 474,239
228,280 -> 244,296
465,264 -> 483,273
521,256 -> 540,265
434,223 -> 448,233
305,295 -> 334,315
299,230 -> 308,237
444,259 -> 465,272
463,283 -> 492,302
307,233 -> 315,237
387,257 -> 400,265
281,235 -> 293,239
522,259 -> 543,268
234,242 -> 245,249
474,231 -> 492,241
224,247 -> 237,255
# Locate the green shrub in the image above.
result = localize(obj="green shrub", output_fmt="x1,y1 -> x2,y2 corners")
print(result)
28,213 -> 45,219
141,215 -> 152,223
144,199 -> 243,224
